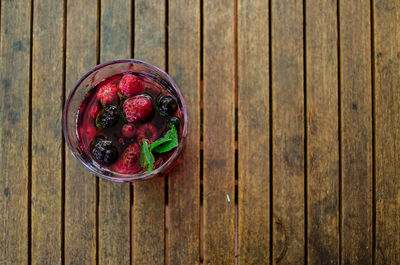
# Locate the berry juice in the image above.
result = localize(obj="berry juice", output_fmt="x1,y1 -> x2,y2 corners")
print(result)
77,73 -> 182,175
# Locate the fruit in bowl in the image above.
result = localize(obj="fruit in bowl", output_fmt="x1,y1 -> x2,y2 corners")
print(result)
63,60 -> 187,182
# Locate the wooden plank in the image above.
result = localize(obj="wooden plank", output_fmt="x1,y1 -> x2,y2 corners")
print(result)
65,0 -> 98,264
237,0 -> 270,264
98,0 -> 132,264
132,1 -> 165,264
271,0 -> 305,263
0,0 -> 31,263
306,0 -> 339,264
339,0 -> 373,264
374,0 -> 400,263
31,0 -> 64,263
167,0 -> 200,264
203,0 -> 235,264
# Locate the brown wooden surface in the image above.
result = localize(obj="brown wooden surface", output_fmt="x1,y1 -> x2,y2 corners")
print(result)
168,0 -> 201,264
339,0 -> 373,264
65,0 -> 98,264
31,0 -> 64,263
0,0 -> 31,264
374,0 -> 400,263
271,0 -> 305,263
99,0 -> 131,264
132,1 -> 166,264
306,0 -> 340,264
237,0 -> 270,264
1,0 -> 400,264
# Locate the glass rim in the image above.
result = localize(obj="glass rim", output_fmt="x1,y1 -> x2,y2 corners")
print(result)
63,59 -> 188,182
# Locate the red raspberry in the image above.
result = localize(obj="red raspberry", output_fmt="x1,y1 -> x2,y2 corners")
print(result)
85,125 -> 97,141
89,105 -> 100,119
122,123 -> 136,138
118,74 -> 144,96
123,95 -> 153,123
113,143 -> 142,174
97,83 -> 118,104
137,123 -> 158,143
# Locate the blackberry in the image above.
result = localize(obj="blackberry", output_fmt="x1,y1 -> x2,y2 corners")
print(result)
95,105 -> 120,128
91,138 -> 118,165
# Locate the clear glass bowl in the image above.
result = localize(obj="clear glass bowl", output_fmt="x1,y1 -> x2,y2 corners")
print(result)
63,59 -> 188,182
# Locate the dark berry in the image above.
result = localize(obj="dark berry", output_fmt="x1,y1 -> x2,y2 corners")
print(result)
91,139 -> 118,165
157,95 -> 177,116
167,116 -> 181,130
95,105 -> 120,128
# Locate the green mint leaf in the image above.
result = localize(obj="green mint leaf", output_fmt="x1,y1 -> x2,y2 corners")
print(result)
150,137 -> 172,152
140,141 -> 154,172
151,125 -> 178,153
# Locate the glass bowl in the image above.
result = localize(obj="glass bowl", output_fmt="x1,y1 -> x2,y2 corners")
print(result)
63,59 -> 188,182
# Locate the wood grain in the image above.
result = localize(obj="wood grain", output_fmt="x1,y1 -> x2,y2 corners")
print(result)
168,0 -> 200,264
203,0 -> 235,264
99,0 -> 132,264
237,0 -> 270,264
65,0 -> 98,264
339,0 -> 373,264
271,0 -> 305,263
0,0 -> 31,263
31,0 -> 64,263
133,1 -> 165,264
306,0 -> 340,264
374,0 -> 400,263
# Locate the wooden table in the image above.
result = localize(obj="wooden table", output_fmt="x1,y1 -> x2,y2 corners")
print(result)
1,0 -> 399,264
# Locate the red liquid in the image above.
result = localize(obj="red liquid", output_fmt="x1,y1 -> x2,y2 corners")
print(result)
77,73 -> 181,174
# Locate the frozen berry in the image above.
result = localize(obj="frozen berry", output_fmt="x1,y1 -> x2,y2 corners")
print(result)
95,105 -> 120,128
113,143 -> 142,174
97,83 -> 118,105
122,123 -> 136,138
123,95 -> 153,123
167,116 -> 181,130
89,105 -> 100,119
118,74 -> 144,97
91,139 -> 118,165
157,95 -> 177,116
137,123 -> 158,143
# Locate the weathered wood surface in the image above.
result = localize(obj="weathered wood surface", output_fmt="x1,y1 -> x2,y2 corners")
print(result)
271,0 -> 305,263
237,0 -> 270,264
0,0 -> 31,264
2,0 -> 400,264
306,0 -> 340,264
374,0 -> 400,263
31,0 -> 64,264
339,0 -> 373,264
99,0 -> 132,264
168,0 -> 201,264
65,0 -> 98,264
203,0 -> 235,264
133,1 -> 166,264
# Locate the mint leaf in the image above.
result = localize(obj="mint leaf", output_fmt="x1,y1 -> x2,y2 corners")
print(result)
151,125 -> 178,153
140,141 -> 155,172
150,137 -> 171,151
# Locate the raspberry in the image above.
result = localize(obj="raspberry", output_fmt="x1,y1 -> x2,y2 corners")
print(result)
123,95 -> 153,123
122,123 -> 136,138
137,123 -> 158,143
118,74 -> 144,97
86,125 -> 97,141
97,83 -> 118,105
89,105 -> 100,119
113,143 -> 142,174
